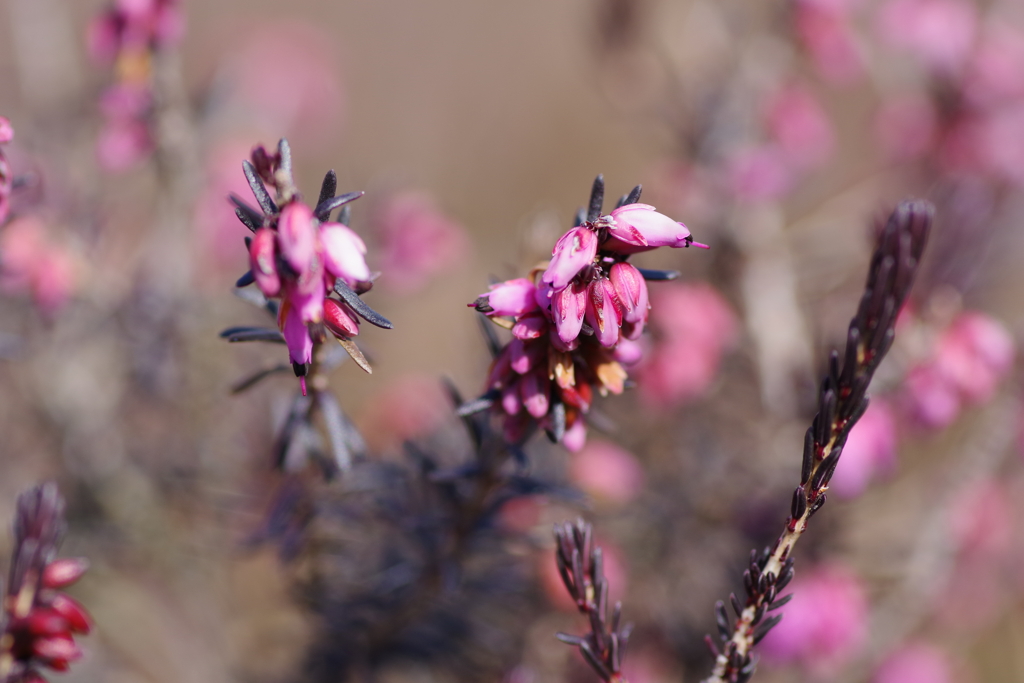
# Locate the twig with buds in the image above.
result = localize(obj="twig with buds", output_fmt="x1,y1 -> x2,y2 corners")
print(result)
701,200 -> 933,683
0,483 -> 92,683
554,519 -> 633,683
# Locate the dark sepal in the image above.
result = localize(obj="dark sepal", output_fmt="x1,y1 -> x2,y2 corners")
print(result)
637,267 -> 681,281
242,160 -> 278,216
235,270 -> 255,288
615,184 -> 642,208
219,326 -> 286,344
230,194 -> 263,231
317,169 -> 337,210
587,174 -> 605,223
314,190 -> 364,222
333,279 -> 393,329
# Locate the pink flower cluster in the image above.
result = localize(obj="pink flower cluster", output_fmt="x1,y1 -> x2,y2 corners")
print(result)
87,0 -> 183,171
829,398 -> 898,498
472,191 -> 706,450
236,143 -> 379,394
902,311 -> 1015,429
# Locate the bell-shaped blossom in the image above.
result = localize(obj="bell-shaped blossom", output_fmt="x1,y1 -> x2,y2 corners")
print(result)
249,227 -> 280,297
320,221 -> 371,286
0,117 -> 12,144
542,226 -> 597,290
280,301 -> 314,368
604,204 -> 693,252
795,1 -> 865,84
765,84 -> 835,170
551,280 -> 587,344
520,369 -> 550,419
477,278 -> 538,317
585,277 -> 623,348
278,202 -> 317,276
876,0 -> 978,74
511,311 -> 547,340
609,262 -> 649,325
562,417 -> 588,452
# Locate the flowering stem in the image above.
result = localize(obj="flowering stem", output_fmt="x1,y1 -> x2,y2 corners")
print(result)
702,201 -> 932,683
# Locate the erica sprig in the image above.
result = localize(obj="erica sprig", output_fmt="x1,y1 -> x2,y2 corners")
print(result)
0,484 -> 92,683
702,200 -> 932,683
232,139 -> 392,395
468,176 -> 707,450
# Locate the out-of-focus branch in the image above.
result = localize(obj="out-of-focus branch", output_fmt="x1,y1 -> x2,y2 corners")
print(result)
702,200 -> 933,683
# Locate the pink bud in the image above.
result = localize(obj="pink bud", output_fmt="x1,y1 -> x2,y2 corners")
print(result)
0,117 -> 12,145
50,594 -> 92,635
831,399 -> 898,498
24,609 -> 70,637
569,440 -> 645,504
512,311 -> 547,340
323,298 -> 359,339
520,370 -> 550,419
486,349 -> 513,390
41,558 -> 88,589
613,338 -> 644,366
609,262 -> 648,324
479,278 -> 538,317
585,278 -> 623,348
509,337 -> 544,374
604,204 -> 692,253
562,418 -> 587,452
277,203 -> 317,275
32,634 -> 82,663
502,382 -> 522,415
873,642 -> 953,683
249,228 -> 280,297
320,221 -> 370,286
551,280 -> 587,344
542,227 -> 597,290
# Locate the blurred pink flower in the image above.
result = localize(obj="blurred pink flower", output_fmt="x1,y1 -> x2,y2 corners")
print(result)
795,2 -> 866,84
96,119 -> 153,172
873,642 -> 953,683
223,22 -> 344,147
976,102 -> 1024,186
760,563 -> 868,675
830,398 -> 898,498
635,283 -> 737,408
765,85 -> 835,170
964,25 -> 1024,107
727,146 -> 793,202
568,439 -> 645,505
902,311 -> 1014,427
0,217 -> 76,316
0,116 -> 12,225
948,478 -> 1012,558
602,203 -> 694,253
375,192 -> 468,294
874,95 -> 938,161
876,0 -> 978,73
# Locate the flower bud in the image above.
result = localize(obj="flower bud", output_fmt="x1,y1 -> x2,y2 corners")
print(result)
50,594 -> 92,635
551,280 -> 587,344
323,298 -> 360,339
609,262 -> 649,324
42,558 -> 89,589
320,222 -> 371,286
604,204 -> 692,253
478,278 -> 538,317
542,227 -> 598,290
277,202 -> 317,275
249,228 -> 280,297
585,278 -> 623,348
520,370 -> 550,419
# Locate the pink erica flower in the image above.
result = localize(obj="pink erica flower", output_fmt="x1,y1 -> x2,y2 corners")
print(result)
542,226 -> 598,290
585,277 -> 623,348
760,563 -> 868,675
965,25 -> 1024,107
474,278 -> 539,318
375,192 -> 468,294
568,439 -> 645,504
0,117 -> 12,225
609,262 -> 649,325
932,311 -> 1015,405
0,217 -> 77,316
876,0 -> 978,74
873,643 -> 953,683
830,398 -> 898,498
551,280 -> 587,345
727,146 -> 794,203
603,203 -> 696,253
321,221 -> 371,286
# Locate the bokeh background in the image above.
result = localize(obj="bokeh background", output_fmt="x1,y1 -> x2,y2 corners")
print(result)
1,0 -> 1024,681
